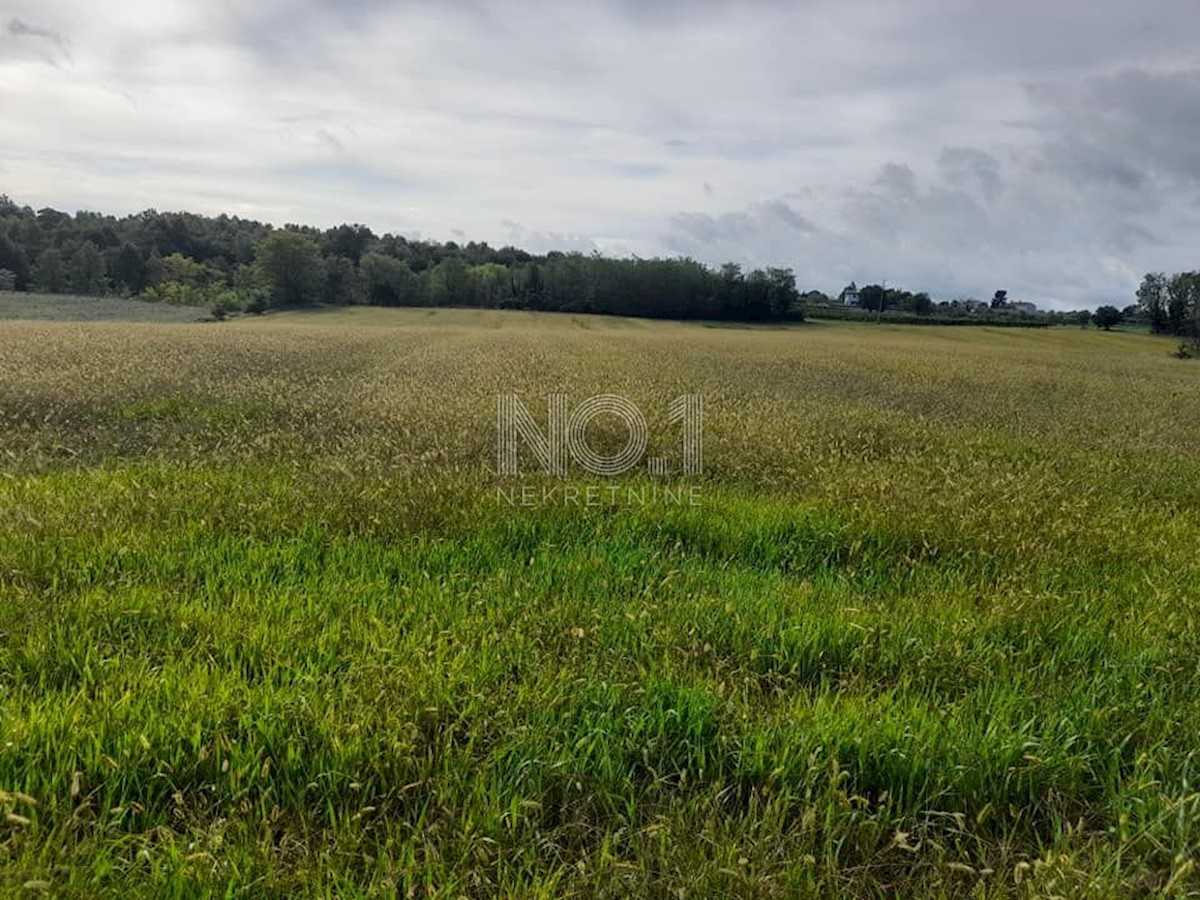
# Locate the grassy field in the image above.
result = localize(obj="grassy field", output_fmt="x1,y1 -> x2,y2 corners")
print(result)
1,307 -> 1199,897
0,292 -> 207,324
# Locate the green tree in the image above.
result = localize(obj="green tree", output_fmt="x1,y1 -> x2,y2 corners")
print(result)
68,240 -> 106,294
33,247 -> 66,292
521,263 -> 545,309
859,284 -> 888,314
360,252 -> 422,306
468,263 -> 510,307
325,255 -> 363,305
743,268 -> 774,319
903,291 -> 934,315
322,224 -> 375,264
0,268 -> 15,291
254,231 -> 324,308
427,257 -> 470,306
0,233 -> 29,289
1167,272 -> 1199,336
209,291 -> 243,321
1093,305 -> 1122,331
1136,273 -> 1168,333
110,243 -> 147,294
159,252 -> 206,286
765,267 -> 799,318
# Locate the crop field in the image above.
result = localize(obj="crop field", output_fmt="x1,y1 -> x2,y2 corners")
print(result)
1,307 -> 1199,897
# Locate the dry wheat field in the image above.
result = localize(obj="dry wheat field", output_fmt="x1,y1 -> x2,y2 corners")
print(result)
2,306 -> 1200,897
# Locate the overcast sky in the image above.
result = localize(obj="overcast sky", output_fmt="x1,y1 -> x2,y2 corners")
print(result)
2,1 -> 1198,308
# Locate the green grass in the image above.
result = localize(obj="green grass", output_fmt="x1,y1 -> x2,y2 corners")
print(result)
1,310 -> 1199,896
0,292 -> 207,324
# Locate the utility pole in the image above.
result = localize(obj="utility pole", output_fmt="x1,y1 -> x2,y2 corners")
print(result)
876,279 -> 886,324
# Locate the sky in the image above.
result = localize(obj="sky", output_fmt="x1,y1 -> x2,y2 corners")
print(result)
1,0 -> 1198,309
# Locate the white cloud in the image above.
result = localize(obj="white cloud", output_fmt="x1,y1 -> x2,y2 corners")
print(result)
2,0 -> 1198,308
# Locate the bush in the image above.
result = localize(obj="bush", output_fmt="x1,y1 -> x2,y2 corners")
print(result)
210,292 -> 243,321
139,281 -> 211,306
242,289 -> 270,315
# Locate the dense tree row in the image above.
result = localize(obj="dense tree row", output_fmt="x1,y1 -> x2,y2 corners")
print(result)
0,195 -> 800,322
832,285 -> 1066,319
825,283 -> 1139,329
4,193 -> 1172,332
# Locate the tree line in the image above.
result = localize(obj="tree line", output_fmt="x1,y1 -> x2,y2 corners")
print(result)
0,195 -> 800,322
3,193 -> 1181,332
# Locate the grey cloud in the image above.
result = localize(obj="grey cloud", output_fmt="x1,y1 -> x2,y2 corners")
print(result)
666,135 -> 1173,310
867,0 -> 1198,82
665,200 -> 818,258
938,148 -> 1002,202
1104,223 -> 1161,255
669,211 -> 755,247
315,129 -> 345,154
760,200 -> 817,234
1036,139 -> 1147,191
5,0 -> 1200,310
502,219 -> 600,255
7,18 -> 65,46
875,163 -> 918,197
5,17 -> 70,63
1030,68 -> 1200,192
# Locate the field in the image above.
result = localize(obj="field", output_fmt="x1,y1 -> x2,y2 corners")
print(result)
0,292 -> 207,324
1,307 -> 1199,897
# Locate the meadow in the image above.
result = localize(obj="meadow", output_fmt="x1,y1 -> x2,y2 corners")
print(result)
1,305 -> 1199,897
0,292 -> 206,324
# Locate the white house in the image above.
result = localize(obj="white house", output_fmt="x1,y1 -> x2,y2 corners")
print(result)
1010,301 -> 1037,314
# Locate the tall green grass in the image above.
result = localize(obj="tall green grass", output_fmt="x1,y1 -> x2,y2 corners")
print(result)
1,312 -> 1199,896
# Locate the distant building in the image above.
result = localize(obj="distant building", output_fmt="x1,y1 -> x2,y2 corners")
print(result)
963,299 -> 989,312
843,287 -> 861,307
1010,301 -> 1037,314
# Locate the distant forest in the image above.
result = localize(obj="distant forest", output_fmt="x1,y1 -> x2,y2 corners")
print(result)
0,195 -> 801,322
0,194 -> 1185,330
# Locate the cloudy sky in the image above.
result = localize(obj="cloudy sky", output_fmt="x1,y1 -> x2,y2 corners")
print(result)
2,0 -> 1198,308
